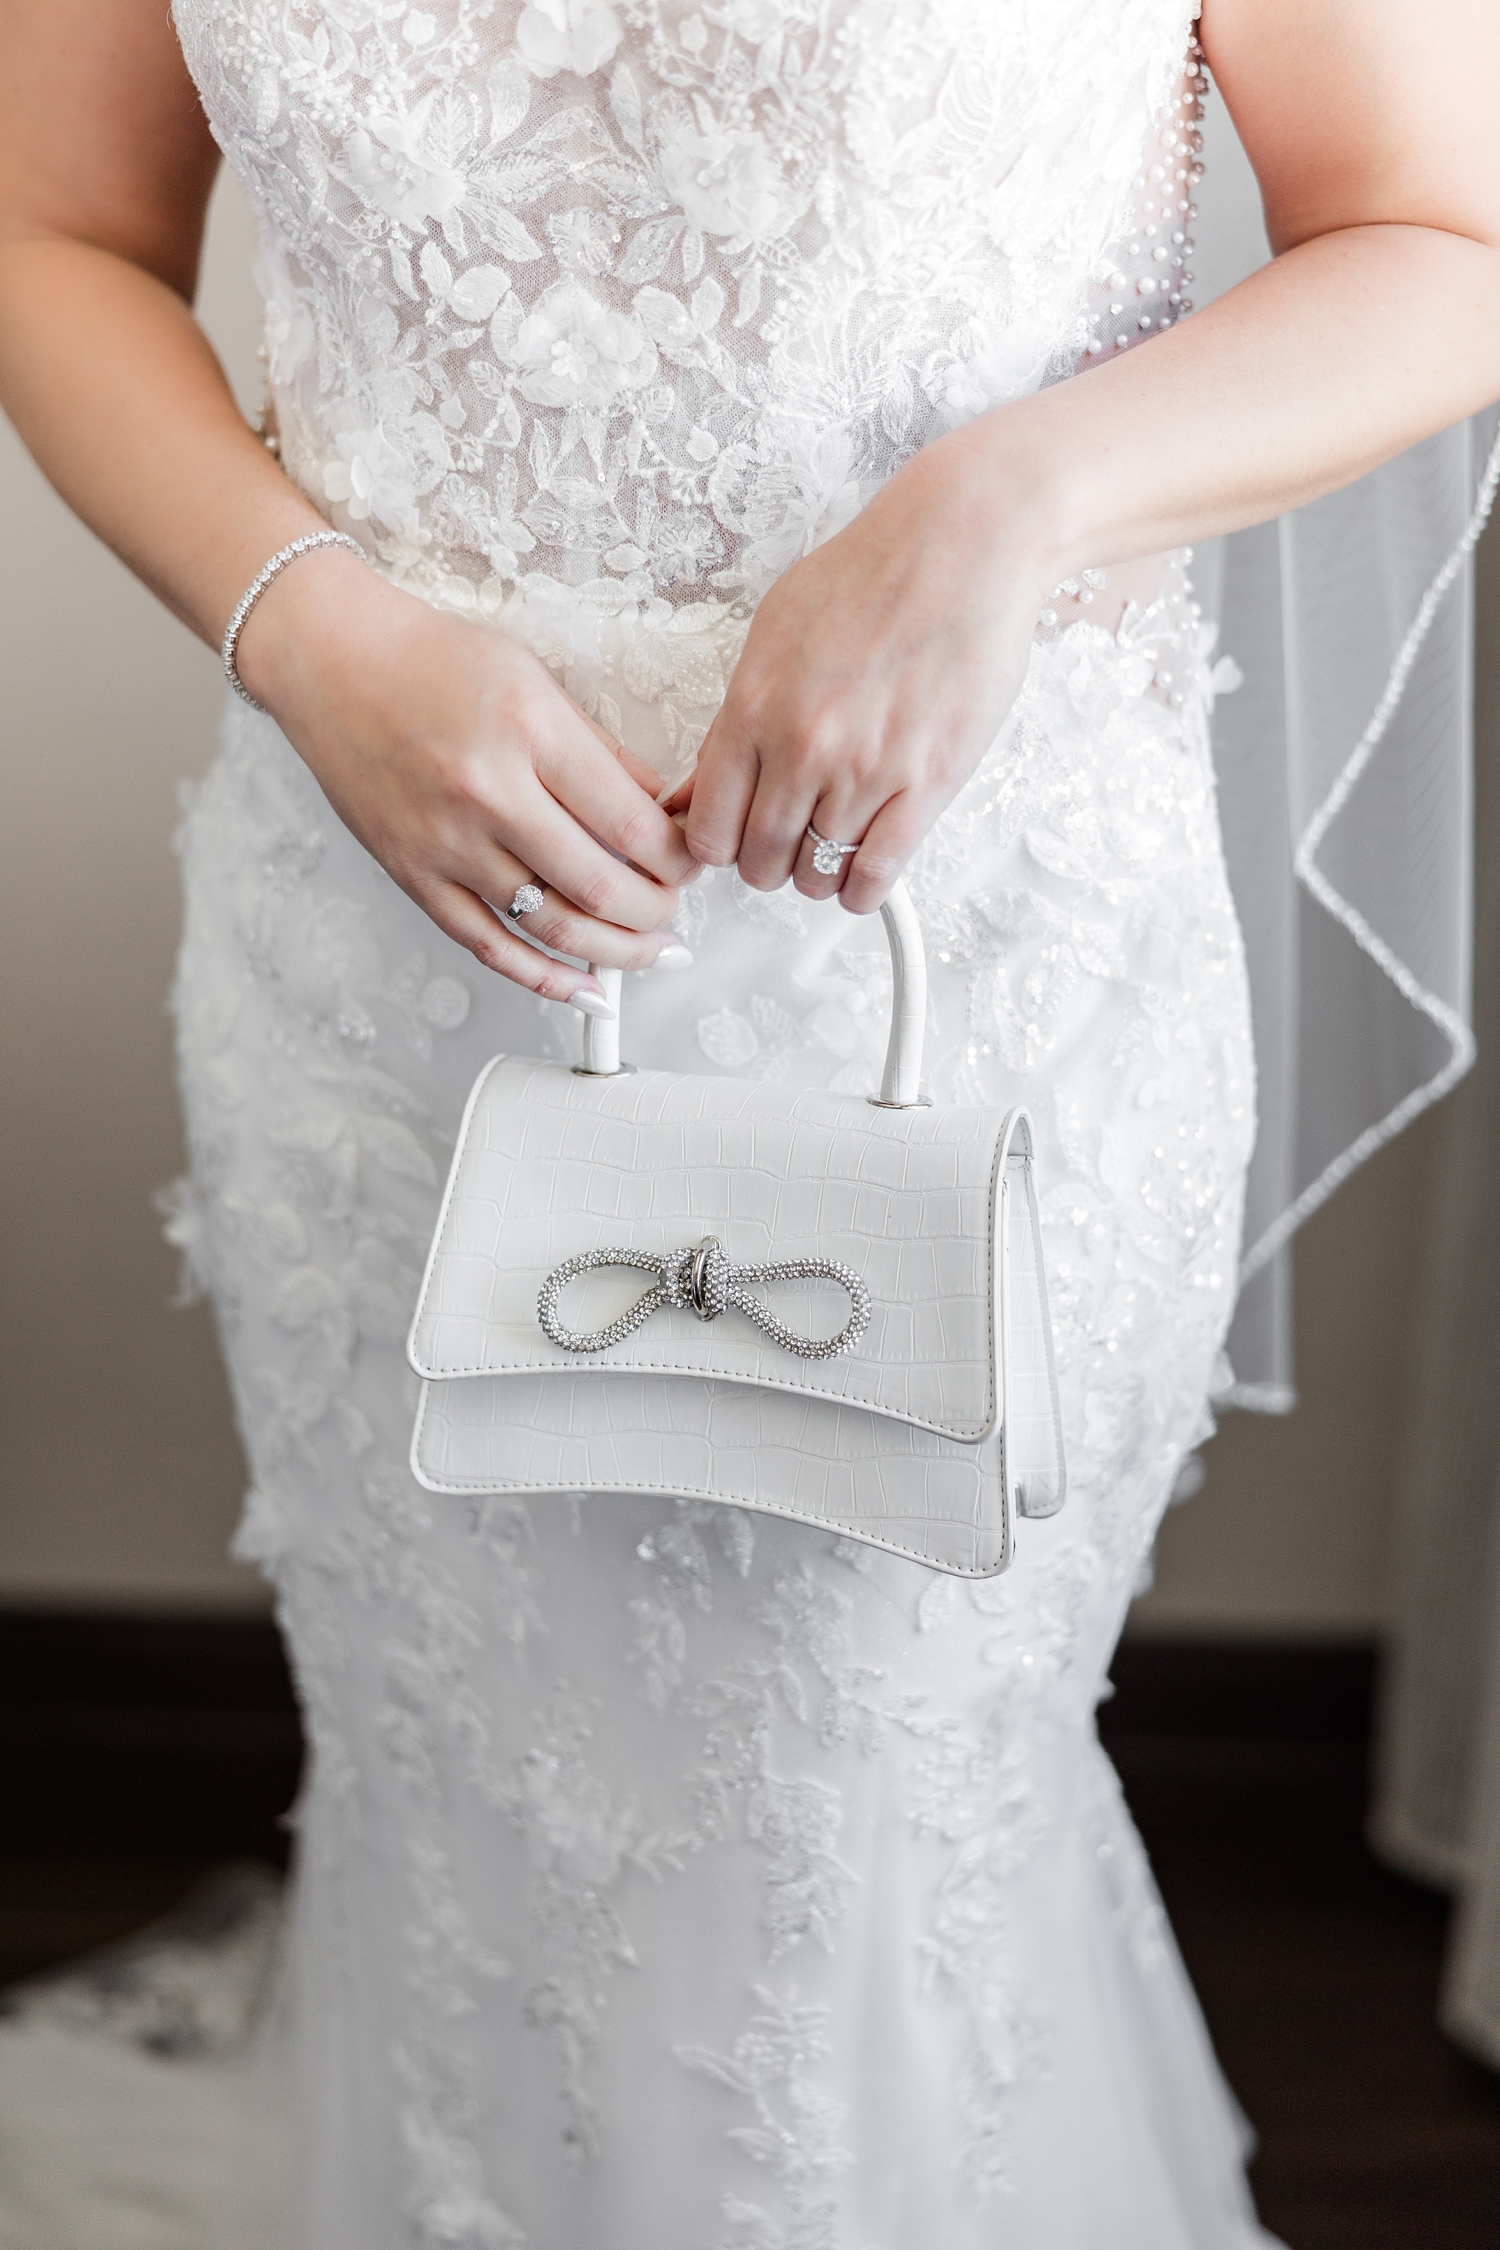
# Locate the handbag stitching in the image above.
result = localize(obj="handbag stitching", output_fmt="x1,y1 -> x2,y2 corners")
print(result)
408,1380 -> 1012,1577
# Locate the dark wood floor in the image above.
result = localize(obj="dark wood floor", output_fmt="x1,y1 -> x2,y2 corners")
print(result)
2,1615 -> 1498,2246
1099,1643 -> 1500,2248
0,1612 -> 299,1987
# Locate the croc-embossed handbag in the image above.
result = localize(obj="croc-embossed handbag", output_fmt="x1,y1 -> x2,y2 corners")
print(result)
406,883 -> 1065,1577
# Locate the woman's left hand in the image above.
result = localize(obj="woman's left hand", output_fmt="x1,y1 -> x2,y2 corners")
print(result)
674,428 -> 1055,911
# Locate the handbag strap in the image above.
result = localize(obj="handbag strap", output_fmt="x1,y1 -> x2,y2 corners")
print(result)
580,878 -> 928,1107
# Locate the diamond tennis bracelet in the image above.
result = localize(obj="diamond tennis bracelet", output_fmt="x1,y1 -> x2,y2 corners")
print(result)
221,530 -> 368,713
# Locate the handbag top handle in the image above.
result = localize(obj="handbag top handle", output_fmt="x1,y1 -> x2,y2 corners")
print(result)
580,879 -> 928,1108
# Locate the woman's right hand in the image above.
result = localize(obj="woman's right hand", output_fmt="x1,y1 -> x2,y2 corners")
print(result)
235,545 -> 698,1012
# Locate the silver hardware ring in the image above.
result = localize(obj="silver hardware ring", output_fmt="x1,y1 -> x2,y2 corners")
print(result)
505,883 -> 545,920
538,1235 -> 871,1360
806,823 -> 861,878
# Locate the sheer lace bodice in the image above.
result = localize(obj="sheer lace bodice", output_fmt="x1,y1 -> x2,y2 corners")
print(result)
174,0 -> 1204,769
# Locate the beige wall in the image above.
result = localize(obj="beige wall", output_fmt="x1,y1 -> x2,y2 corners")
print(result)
1,173 -> 266,1611
0,169 -> 1482,1630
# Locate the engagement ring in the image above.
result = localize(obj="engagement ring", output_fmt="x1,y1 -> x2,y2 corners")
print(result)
807,824 -> 860,878
506,884 -> 545,920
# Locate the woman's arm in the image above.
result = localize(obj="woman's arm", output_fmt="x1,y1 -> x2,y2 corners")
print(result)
0,0 -> 695,1009
685,0 -> 1500,907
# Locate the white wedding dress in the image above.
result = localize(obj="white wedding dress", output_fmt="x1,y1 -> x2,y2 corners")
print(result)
1,5 -> 1282,2246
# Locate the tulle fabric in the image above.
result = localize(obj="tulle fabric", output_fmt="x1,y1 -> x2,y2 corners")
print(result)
0,1874 -> 300,2250
1195,99 -> 1500,1404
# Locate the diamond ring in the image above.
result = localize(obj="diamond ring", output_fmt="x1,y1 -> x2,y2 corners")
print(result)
505,883 -> 545,920
807,823 -> 861,878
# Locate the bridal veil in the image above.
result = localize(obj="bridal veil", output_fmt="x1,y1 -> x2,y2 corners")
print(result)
1195,98 -> 1500,1406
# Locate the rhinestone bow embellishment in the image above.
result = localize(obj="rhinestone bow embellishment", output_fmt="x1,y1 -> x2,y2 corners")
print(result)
537,1236 -> 871,1360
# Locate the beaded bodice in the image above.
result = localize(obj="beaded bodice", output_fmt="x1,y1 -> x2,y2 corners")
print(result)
175,0 -> 1201,670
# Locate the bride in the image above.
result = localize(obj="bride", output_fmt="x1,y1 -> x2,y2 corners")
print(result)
2,2 -> 1498,2243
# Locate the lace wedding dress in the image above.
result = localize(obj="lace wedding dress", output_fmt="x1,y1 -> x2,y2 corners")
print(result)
2,5 -> 1280,2246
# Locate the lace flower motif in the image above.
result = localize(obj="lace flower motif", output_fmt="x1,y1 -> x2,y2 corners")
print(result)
344,99 -> 468,227
509,279 -> 658,408
517,0 -> 622,79
324,424 -> 420,533
659,123 -> 800,240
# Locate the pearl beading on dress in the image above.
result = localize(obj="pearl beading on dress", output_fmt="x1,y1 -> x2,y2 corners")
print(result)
1039,568 -> 1110,632
1038,42 -> 1210,640
1085,39 -> 1208,357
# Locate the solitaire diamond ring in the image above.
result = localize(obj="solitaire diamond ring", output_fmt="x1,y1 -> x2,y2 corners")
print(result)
505,884 -> 545,920
807,823 -> 861,878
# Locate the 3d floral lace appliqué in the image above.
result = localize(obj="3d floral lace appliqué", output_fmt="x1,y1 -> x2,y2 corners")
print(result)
173,0 -> 1199,775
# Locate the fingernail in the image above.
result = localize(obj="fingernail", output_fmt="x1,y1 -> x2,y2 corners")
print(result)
653,940 -> 694,970
567,989 -> 618,1018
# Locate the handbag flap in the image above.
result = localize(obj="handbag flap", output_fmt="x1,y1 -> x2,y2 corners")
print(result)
407,1055 -> 1020,1442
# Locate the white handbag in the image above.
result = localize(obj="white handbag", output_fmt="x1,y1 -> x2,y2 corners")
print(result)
406,882 -> 1065,1577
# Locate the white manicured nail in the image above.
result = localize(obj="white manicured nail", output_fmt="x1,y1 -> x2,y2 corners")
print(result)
654,940 -> 694,969
567,989 -> 618,1018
